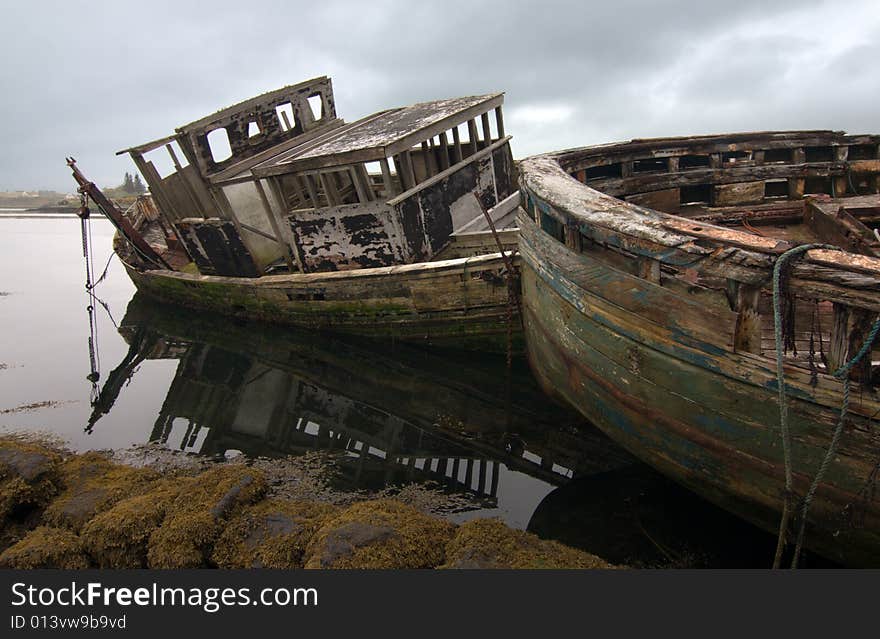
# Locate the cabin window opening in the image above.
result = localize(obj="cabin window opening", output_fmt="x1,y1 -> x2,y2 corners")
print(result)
247,121 -> 261,138
386,156 -> 398,175
764,148 -> 791,164
680,184 -> 712,205
679,154 -> 711,169
206,128 -> 233,163
633,158 -> 667,173
764,179 -> 789,199
307,94 -> 323,121
144,147 -> 177,178
805,146 -> 834,163
848,144 -> 877,161
275,103 -> 297,131
583,163 -> 622,180
164,140 -> 190,169
540,211 -> 565,243
364,161 -> 383,175
804,177 -> 833,195
722,151 -> 751,165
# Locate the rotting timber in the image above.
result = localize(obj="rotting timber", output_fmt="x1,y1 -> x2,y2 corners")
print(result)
517,130 -> 880,566
73,77 -> 520,350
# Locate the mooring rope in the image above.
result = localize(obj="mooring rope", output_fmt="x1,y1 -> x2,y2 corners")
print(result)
771,242 -> 880,568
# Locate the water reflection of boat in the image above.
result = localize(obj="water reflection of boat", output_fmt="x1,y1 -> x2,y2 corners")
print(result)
91,294 -> 632,504
527,465 -> 836,568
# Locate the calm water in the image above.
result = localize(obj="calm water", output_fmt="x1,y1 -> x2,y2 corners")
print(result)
0,217 -> 831,567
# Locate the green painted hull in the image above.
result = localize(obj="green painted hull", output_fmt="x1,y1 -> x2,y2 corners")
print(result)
122,251 -> 521,352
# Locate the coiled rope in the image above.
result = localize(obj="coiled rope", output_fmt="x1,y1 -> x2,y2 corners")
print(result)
771,243 -> 880,568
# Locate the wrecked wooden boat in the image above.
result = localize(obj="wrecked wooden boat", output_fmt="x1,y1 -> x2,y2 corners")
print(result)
71,77 -> 520,349
517,130 -> 880,566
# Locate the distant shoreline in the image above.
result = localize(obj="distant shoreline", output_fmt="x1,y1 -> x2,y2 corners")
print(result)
0,205 -> 106,217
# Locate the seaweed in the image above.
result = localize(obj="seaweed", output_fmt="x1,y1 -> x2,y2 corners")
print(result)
304,499 -> 454,569
0,437 -> 63,523
42,452 -> 160,532
146,464 -> 267,568
0,526 -> 90,569
441,518 -> 615,569
212,499 -> 338,569
80,477 -> 194,568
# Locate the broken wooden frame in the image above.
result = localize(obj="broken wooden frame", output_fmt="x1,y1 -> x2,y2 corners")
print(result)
520,131 -> 880,387
248,93 -> 514,273
117,77 -> 343,276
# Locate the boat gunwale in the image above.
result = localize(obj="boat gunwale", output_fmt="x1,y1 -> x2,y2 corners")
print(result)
519,141 -> 880,286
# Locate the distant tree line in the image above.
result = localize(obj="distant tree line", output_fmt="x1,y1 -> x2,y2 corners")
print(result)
120,172 -> 146,194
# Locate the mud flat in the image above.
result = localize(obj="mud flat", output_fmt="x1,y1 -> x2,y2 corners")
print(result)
0,436 -> 615,569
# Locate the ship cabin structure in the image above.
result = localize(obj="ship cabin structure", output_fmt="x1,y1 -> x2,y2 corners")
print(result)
118,77 -> 516,278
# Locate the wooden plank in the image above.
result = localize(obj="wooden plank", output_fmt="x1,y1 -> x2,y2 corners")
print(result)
495,106 -> 505,138
480,112 -> 491,149
714,181 -> 765,206
467,119 -> 479,155
732,281 -> 762,354
164,143 -> 205,215
438,132 -> 451,170
388,138 -> 511,206
400,150 -> 417,191
380,158 -> 398,197
625,188 -> 680,212
268,176 -> 305,272
254,179 -> 295,270
637,257 -> 661,283
451,126 -> 463,164
421,141 -> 437,177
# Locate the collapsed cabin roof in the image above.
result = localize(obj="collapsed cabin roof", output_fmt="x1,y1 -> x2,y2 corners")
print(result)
252,92 -> 504,176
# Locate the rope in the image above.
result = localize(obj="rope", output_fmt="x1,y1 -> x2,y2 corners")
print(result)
791,314 -> 880,567
771,242 -> 880,568
87,251 -> 115,290
771,243 -> 835,567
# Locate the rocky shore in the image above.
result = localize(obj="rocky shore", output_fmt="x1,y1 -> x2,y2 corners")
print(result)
0,436 -> 614,570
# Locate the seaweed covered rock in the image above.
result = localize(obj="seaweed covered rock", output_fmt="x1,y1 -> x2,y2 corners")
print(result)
42,452 -> 160,532
213,499 -> 338,569
147,464 -> 267,569
0,437 -> 63,522
442,518 -> 614,569
80,478 -> 195,568
304,499 -> 454,569
0,526 -> 90,569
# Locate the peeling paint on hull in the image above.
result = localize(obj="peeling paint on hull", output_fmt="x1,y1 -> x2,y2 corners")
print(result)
122,252 -> 521,352
518,211 -> 880,566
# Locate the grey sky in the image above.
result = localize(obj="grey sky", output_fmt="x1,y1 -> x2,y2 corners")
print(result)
1,0 -> 877,191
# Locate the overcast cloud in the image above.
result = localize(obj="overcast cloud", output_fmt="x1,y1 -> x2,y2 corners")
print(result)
1,0 -> 877,191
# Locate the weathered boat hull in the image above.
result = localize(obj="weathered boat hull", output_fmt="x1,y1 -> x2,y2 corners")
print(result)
121,250 -> 521,351
518,208 -> 880,566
